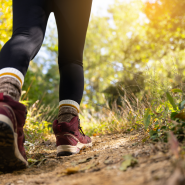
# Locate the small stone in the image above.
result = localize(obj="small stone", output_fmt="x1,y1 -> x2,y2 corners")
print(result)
17,180 -> 24,184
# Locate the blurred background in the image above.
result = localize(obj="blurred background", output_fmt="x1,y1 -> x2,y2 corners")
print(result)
1,0 -> 185,136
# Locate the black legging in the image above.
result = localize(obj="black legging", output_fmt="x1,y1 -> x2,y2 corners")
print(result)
0,0 -> 92,104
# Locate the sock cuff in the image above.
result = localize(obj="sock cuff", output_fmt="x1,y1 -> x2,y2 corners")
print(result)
59,100 -> 80,113
0,68 -> 24,87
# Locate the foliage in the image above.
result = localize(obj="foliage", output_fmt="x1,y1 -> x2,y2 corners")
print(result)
144,89 -> 185,143
2,0 -> 185,108
22,62 -> 60,106
79,70 -> 185,144
1,0 -> 185,145
0,0 -> 12,49
23,99 -> 58,145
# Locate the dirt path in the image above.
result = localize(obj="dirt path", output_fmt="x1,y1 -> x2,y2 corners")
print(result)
0,133 -> 176,185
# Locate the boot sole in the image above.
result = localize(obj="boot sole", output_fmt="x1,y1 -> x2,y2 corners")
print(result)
57,142 -> 92,156
0,116 -> 28,172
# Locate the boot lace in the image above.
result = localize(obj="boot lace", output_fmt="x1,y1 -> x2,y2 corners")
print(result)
78,119 -> 85,136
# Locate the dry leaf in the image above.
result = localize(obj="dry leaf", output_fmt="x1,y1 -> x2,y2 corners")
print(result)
77,157 -> 92,164
65,167 -> 79,175
27,158 -> 38,164
120,155 -> 138,171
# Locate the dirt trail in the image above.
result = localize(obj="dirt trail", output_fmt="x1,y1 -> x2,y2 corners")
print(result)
0,133 -> 175,185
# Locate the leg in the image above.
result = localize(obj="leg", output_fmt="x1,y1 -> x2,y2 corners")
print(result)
52,0 -> 93,156
53,0 -> 92,120
0,0 -> 50,100
0,0 -> 50,171
54,0 -> 92,104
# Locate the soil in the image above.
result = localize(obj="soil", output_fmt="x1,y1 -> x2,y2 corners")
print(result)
0,133 -> 181,185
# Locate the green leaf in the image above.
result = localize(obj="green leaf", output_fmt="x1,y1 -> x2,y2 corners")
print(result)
143,109 -> 151,130
150,135 -> 159,141
77,157 -> 92,164
171,112 -> 178,120
27,158 -> 38,164
166,92 -> 177,110
179,100 -> 185,110
161,126 -> 167,130
171,89 -> 183,93
120,155 -> 138,171
149,130 -> 158,137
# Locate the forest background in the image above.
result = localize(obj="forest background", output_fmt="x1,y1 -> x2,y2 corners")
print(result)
1,0 -> 185,141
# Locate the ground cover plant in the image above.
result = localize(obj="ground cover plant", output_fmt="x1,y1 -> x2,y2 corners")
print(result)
23,67 -> 185,146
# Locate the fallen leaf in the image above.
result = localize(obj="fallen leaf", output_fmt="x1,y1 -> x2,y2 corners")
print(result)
27,158 -> 38,164
120,155 -> 138,171
65,167 -> 79,175
77,157 -> 93,164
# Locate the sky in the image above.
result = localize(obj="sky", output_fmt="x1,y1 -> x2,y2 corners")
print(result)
47,0 -> 115,27
91,0 -> 114,16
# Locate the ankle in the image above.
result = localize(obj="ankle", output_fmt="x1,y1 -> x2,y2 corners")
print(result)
0,77 -> 21,101
0,68 -> 24,102
58,106 -> 78,123
58,100 -> 79,123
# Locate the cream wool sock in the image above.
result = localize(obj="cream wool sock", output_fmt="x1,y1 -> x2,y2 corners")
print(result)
0,68 -> 24,101
0,77 -> 21,101
58,106 -> 78,123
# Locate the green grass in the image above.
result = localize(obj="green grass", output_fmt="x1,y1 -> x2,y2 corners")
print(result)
23,80 -> 185,145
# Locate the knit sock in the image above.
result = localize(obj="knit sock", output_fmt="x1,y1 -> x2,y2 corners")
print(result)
58,106 -> 78,123
0,68 -> 24,102
0,77 -> 21,101
58,100 -> 79,123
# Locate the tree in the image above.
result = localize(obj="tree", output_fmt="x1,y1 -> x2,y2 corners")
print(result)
0,0 -> 12,49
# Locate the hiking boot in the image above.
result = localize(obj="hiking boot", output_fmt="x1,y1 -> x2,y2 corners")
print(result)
0,93 -> 28,171
53,116 -> 92,156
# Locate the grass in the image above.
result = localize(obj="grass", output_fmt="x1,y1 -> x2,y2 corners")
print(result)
22,99 -> 57,145
23,69 -> 185,145
80,72 -> 185,143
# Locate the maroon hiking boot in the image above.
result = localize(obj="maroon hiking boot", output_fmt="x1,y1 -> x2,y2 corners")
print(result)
53,116 -> 92,156
0,93 -> 28,171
